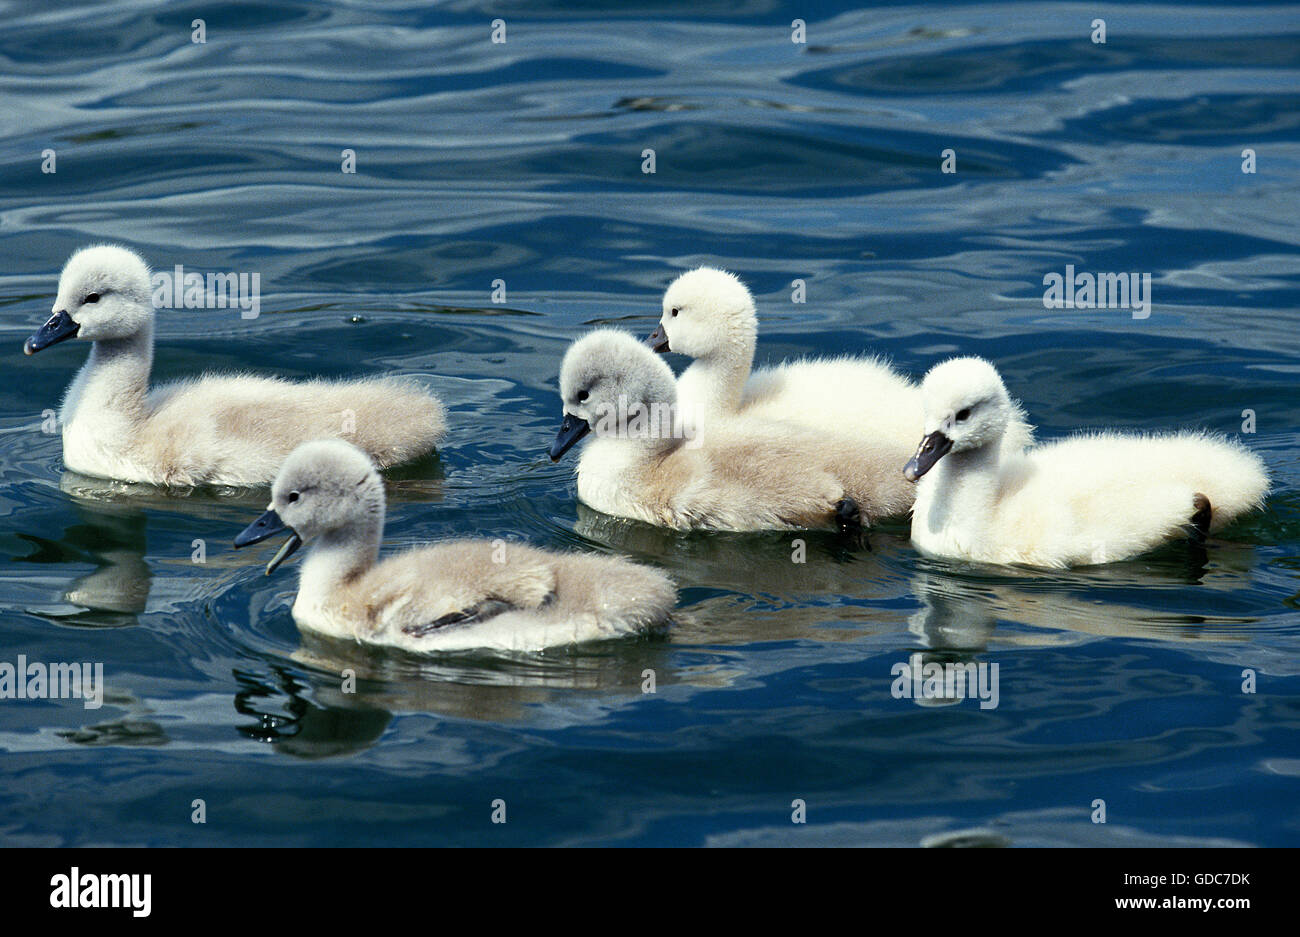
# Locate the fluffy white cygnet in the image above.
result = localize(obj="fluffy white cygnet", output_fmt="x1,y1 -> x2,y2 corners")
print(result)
235,439 -> 676,653
24,245 -> 447,486
646,267 -> 1031,517
905,356 -> 1270,568
549,328 -> 901,530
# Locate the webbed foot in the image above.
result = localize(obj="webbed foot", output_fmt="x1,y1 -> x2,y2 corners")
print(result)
1189,493 -> 1212,546
834,497 -> 870,551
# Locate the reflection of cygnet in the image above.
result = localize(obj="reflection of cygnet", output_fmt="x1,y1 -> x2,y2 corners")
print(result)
24,245 -> 446,486
44,500 -> 152,623
898,574 -> 1003,710
907,573 -> 996,654
899,574 -> 987,706
645,268 -> 1032,520
235,439 -> 676,653
905,357 -> 1269,567
550,329 -> 901,531
64,549 -> 151,616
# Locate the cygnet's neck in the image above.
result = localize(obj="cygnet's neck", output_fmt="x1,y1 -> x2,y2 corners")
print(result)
678,320 -> 756,416
297,503 -> 384,606
926,435 -> 1007,520
588,391 -> 690,456
636,396 -> 692,456
63,320 -> 154,426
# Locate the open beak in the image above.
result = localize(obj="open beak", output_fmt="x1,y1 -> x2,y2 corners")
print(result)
646,324 -> 670,353
548,413 -> 591,462
234,509 -> 303,575
24,310 -> 79,355
903,431 -> 953,482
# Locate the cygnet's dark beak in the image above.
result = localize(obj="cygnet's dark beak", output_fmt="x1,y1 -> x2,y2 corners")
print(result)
549,413 -> 591,462
24,310 -> 79,355
903,431 -> 953,482
646,324 -> 670,353
234,509 -> 303,575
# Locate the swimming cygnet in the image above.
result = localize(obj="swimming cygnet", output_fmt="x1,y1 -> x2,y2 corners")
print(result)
548,328 -> 898,530
904,357 -> 1270,568
645,267 -> 1031,490
234,439 -> 676,653
23,245 -> 447,486
648,268 -> 921,436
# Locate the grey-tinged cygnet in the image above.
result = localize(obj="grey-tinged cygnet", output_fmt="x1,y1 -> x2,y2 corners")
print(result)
234,439 -> 676,653
24,245 -> 447,486
644,267 -> 1032,518
904,357 -> 1270,568
548,328 -> 899,531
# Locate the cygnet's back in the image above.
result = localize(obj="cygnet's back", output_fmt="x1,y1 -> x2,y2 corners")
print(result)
140,372 -> 443,486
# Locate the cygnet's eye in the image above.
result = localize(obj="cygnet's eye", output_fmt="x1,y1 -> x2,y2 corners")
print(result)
670,307 -> 680,317
577,390 -> 589,403
287,491 -> 300,503
83,293 -> 100,304
956,408 -> 972,422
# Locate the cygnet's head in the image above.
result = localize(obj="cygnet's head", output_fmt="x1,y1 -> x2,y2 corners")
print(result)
234,439 -> 385,574
904,357 -> 1014,481
646,266 -> 756,360
25,245 -> 154,355
550,329 -> 681,461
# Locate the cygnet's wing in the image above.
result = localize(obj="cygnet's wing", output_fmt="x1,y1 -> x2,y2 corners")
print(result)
350,541 -> 558,637
402,596 -> 531,637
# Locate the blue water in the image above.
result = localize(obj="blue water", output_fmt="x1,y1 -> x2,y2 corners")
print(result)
1,0 -> 1298,847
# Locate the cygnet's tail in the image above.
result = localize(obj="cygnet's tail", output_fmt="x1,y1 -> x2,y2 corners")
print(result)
325,376 -> 448,468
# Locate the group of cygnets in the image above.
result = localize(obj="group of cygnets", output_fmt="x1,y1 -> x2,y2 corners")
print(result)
23,246 -> 1271,653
